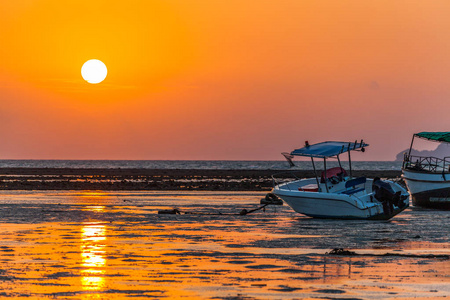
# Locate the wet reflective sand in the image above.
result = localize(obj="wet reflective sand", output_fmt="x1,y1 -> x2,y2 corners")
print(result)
0,191 -> 448,299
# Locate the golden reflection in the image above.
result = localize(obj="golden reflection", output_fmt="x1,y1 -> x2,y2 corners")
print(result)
82,205 -> 105,212
81,222 -> 107,291
69,191 -> 113,207
80,191 -> 110,198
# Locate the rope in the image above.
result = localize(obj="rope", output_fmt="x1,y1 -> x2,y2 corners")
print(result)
158,203 -> 269,216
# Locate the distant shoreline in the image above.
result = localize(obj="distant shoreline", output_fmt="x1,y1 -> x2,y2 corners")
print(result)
0,168 -> 403,191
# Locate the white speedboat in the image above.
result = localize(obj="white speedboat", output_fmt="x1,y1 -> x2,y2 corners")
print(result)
272,141 -> 409,220
402,132 -> 450,209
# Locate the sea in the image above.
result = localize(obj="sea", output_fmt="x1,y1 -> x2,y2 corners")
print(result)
0,160 -> 402,170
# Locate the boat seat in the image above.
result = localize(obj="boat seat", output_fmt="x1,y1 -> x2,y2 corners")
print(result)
321,167 -> 347,183
341,177 -> 366,195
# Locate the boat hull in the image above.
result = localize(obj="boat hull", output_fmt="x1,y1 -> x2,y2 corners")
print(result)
272,189 -> 408,220
402,169 -> 450,209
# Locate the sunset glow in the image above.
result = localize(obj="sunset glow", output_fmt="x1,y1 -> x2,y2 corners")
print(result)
2,1 -> 450,160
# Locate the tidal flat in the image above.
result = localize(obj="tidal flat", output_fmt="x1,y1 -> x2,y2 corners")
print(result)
0,190 -> 448,299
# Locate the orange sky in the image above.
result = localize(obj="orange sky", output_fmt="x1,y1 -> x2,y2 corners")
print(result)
1,1 -> 450,160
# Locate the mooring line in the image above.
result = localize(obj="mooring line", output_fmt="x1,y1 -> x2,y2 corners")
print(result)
158,203 -> 269,216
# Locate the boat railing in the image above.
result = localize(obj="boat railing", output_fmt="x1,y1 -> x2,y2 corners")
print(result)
403,154 -> 450,173
271,171 -> 302,191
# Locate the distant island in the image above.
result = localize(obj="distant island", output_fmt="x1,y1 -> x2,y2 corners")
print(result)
395,143 -> 450,161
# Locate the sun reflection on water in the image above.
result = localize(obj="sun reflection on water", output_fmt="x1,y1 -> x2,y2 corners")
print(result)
81,217 -> 107,292
82,205 -> 105,213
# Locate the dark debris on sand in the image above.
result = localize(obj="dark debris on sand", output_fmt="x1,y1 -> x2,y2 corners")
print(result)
327,248 -> 449,259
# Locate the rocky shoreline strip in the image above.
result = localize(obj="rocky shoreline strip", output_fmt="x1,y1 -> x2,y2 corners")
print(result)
0,168 -> 403,191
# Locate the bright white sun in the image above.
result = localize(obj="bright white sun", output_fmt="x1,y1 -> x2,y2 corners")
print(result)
81,59 -> 107,84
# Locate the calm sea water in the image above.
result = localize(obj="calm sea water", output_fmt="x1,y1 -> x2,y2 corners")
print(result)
0,160 -> 402,170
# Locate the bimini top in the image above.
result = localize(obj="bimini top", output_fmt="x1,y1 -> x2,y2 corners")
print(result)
290,141 -> 368,159
415,132 -> 450,143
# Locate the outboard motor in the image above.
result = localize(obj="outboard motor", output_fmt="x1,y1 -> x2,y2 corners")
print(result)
372,177 -> 406,215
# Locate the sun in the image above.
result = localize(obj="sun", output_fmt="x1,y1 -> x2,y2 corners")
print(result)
81,59 -> 107,84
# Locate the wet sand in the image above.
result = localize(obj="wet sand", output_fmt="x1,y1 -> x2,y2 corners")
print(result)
0,168 -> 403,190
0,191 -> 448,299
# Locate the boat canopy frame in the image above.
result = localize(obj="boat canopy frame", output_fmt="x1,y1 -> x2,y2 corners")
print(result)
408,132 -> 450,157
283,140 -> 368,193
404,132 -> 450,174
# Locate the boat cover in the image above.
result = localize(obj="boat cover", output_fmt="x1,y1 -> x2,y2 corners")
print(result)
415,132 -> 450,143
290,141 -> 368,158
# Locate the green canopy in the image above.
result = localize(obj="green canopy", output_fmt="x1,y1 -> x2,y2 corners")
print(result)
415,132 -> 450,143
